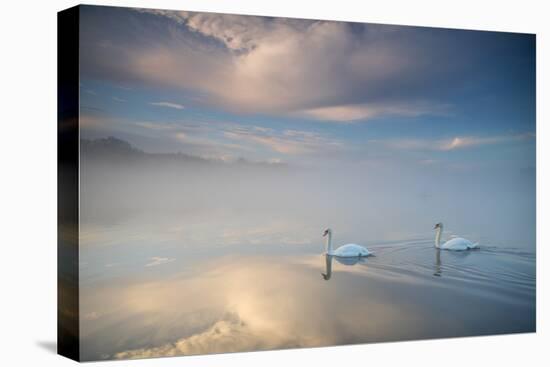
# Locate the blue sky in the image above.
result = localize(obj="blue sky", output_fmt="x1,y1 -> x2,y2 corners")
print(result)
79,5 -> 535,169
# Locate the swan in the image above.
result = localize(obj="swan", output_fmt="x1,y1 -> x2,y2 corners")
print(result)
433,222 -> 479,251
322,228 -> 372,257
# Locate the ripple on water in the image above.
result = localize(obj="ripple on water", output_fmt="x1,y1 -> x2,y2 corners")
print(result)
335,239 -> 534,302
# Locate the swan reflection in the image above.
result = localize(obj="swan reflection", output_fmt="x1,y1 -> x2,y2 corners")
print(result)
321,254 -> 367,280
433,249 -> 442,277
433,248 -> 473,277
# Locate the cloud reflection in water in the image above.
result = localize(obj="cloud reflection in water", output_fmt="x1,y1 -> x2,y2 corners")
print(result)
81,255 -> 438,360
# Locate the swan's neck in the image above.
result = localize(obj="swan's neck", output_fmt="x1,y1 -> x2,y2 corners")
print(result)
435,227 -> 443,248
326,232 -> 333,254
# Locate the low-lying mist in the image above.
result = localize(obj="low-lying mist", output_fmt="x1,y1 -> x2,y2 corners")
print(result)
80,137 -> 535,250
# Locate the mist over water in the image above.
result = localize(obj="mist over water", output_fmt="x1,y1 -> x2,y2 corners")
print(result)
79,138 -> 535,361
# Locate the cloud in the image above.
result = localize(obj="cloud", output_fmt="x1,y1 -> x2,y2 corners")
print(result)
134,121 -> 181,130
80,8 -> 470,121
137,118 -> 344,159
299,101 -> 450,122
437,133 -> 534,151
78,257 -> 437,360
169,122 -> 343,160
172,130 -> 251,161
145,257 -> 176,267
136,8 -> 189,25
82,111 -> 345,161
150,101 -> 185,110
114,315 -> 273,359
437,135 -> 532,151
377,133 -> 534,151
81,112 -> 334,161
112,96 -> 126,102
222,125 -> 342,154
180,12 -> 275,52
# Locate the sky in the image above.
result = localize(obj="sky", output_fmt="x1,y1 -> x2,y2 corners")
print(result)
79,5 -> 535,170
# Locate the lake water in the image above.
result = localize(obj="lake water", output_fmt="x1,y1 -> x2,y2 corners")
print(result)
79,216 -> 535,361
78,153 -> 535,361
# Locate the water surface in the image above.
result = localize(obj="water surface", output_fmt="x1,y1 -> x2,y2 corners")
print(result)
79,220 -> 535,360
79,148 -> 535,360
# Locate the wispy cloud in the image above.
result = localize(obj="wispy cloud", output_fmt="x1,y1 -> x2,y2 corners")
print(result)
173,132 -> 248,161
145,257 -> 176,267
299,102 -> 450,122
135,118 -> 344,159
223,126 -> 342,155
135,121 -> 181,131
112,96 -> 126,103
116,85 -> 133,91
437,134 -> 534,151
150,101 -> 185,110
377,133 -> 534,151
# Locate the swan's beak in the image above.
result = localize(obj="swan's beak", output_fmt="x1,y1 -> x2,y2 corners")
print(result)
322,230 -> 328,237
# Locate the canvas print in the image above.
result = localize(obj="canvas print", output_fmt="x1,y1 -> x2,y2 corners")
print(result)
58,5 -> 536,362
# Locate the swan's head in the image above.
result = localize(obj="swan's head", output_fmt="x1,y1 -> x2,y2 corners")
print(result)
434,222 -> 443,230
322,228 -> 332,237
321,272 -> 331,281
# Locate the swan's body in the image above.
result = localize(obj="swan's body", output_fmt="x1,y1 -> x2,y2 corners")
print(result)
331,243 -> 371,257
439,237 -> 477,251
434,223 -> 479,251
323,229 -> 372,257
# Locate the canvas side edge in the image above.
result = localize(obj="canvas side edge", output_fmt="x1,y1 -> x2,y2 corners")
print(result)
57,5 -> 81,362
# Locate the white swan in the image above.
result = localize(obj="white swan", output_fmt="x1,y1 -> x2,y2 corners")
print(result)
434,222 -> 479,251
323,228 -> 372,257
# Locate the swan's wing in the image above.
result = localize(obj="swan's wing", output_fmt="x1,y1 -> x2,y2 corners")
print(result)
442,238 -> 469,251
334,244 -> 371,257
